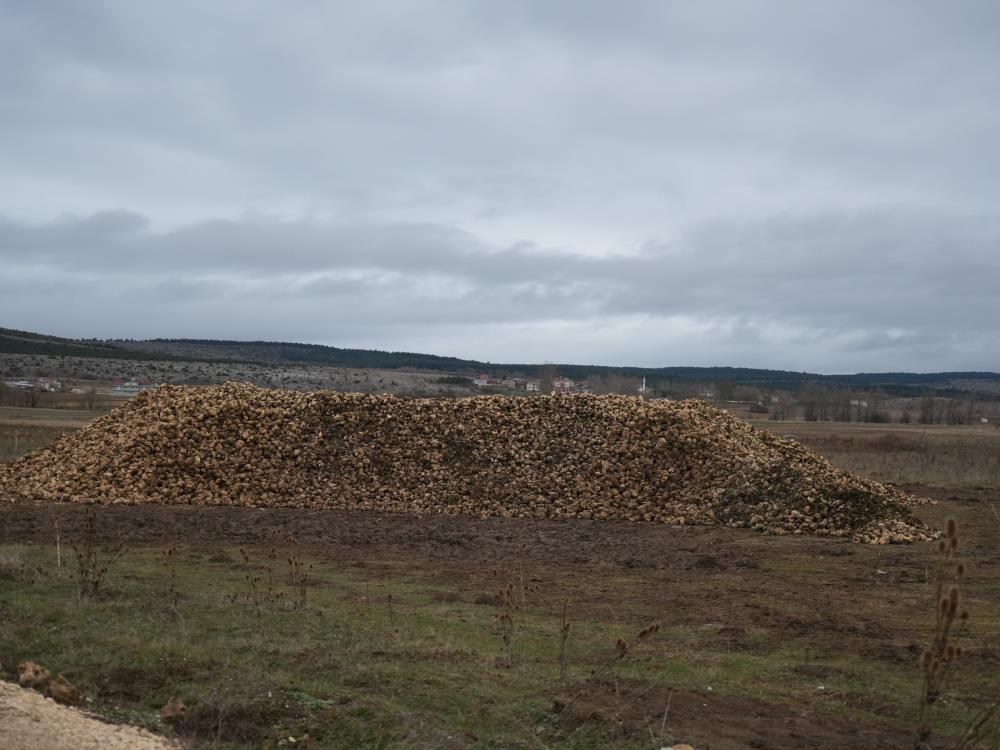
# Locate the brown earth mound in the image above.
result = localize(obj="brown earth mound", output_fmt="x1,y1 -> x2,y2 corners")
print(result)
0,383 -> 933,543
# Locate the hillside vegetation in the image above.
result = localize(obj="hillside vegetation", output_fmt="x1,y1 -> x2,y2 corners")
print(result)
3,327 -> 999,397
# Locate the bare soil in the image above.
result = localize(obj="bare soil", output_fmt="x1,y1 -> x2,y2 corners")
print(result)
555,680 -> 913,750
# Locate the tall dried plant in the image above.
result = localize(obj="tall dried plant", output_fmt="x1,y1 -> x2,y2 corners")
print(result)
917,519 -> 967,746
231,547 -> 282,639
496,582 -> 519,667
71,507 -> 126,602
162,544 -> 179,614
954,702 -> 1000,750
558,599 -> 570,681
606,622 -> 660,669
285,535 -> 312,610
916,518 -> 999,749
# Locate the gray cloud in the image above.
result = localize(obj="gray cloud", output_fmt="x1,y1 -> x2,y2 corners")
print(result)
1,1 -> 999,372
3,208 -> 998,371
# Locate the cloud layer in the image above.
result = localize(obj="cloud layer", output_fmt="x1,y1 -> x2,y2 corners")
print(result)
2,1 -> 999,372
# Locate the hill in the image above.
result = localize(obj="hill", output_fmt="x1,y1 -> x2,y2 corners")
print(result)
0,328 -> 175,361
2,328 -> 998,396
124,338 -> 1000,396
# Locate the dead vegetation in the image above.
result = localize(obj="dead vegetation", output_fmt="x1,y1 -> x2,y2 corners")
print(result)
558,600 -> 570,681
917,519 -> 1000,750
608,622 -> 661,670
0,383 -> 935,542
230,547 -> 281,638
285,535 -> 311,610
70,507 -> 125,602
495,582 -> 519,667
161,544 -> 179,614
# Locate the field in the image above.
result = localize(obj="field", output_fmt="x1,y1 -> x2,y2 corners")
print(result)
0,407 -> 104,462
756,421 -> 1000,491
1,411 -> 999,749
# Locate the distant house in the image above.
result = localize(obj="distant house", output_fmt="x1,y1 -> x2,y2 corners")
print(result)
113,378 -> 157,396
526,381 -> 540,392
552,377 -> 575,393
36,377 -> 62,392
473,373 -> 491,387
113,380 -> 139,396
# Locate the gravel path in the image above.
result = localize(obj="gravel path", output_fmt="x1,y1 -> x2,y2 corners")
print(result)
0,680 -> 179,750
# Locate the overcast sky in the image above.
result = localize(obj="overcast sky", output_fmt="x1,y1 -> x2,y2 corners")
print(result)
2,1 -> 999,373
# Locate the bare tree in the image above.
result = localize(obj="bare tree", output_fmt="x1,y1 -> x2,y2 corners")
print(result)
537,364 -> 557,395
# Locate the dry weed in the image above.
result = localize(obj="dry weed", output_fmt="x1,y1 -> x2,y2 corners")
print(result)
70,507 -> 126,602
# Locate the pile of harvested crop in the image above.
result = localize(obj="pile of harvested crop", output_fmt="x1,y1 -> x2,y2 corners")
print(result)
0,383 -> 933,543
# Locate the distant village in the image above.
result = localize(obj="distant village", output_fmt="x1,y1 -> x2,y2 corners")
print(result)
2,377 -> 159,397
0,364 -> 995,427
471,373 -> 651,395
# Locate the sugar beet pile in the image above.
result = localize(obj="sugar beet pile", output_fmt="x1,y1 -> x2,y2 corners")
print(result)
0,383 -> 932,543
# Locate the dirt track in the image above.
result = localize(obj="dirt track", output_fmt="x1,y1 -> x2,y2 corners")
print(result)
0,680 -> 178,750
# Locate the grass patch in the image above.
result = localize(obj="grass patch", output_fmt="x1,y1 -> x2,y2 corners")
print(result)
1,544 -> 650,748
1,503 -> 998,749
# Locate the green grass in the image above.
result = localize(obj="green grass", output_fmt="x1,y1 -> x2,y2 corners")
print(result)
1,535 -> 997,749
1,545 -> 647,748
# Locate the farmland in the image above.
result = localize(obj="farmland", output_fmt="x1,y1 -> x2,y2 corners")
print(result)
1,405 -> 999,749
757,421 -> 1000,491
0,407 -> 102,463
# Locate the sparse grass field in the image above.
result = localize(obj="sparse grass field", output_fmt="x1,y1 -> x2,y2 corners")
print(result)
1,417 -> 999,749
0,406 -> 104,462
757,421 -> 1000,490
